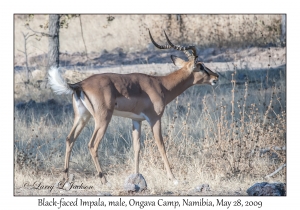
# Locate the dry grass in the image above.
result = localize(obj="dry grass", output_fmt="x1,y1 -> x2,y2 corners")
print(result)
14,64 -> 286,196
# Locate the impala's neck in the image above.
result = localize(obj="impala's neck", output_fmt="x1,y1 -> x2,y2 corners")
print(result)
161,68 -> 194,104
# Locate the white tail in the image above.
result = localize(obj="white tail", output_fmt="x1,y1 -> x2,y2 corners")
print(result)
48,67 -> 73,95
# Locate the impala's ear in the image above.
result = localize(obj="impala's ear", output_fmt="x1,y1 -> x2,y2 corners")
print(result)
171,55 -> 186,68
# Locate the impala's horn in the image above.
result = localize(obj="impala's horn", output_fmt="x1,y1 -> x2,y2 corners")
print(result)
149,30 -> 172,50
163,30 -> 197,61
149,30 -> 198,62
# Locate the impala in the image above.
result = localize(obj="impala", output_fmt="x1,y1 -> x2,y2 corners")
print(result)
48,30 -> 219,186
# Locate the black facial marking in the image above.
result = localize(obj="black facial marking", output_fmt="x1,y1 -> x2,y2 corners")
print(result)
198,63 -> 209,75
200,63 -> 205,70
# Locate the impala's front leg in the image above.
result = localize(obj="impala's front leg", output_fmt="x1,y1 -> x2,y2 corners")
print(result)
132,120 -> 141,174
151,118 -> 178,185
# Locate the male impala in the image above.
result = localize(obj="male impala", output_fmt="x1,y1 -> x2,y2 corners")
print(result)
48,31 -> 218,186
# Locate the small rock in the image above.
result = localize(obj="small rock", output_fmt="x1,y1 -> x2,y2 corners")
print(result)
124,183 -> 136,192
97,192 -> 112,196
63,182 -> 71,191
195,184 -> 210,192
163,191 -> 173,195
54,181 -> 60,189
247,182 -> 286,196
124,174 -> 147,192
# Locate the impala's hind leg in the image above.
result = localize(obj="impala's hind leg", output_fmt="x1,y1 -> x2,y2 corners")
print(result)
88,112 -> 113,184
61,94 -> 91,187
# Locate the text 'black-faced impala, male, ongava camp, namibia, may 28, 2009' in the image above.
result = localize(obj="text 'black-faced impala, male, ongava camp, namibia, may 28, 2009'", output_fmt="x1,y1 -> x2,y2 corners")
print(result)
48,30 -> 219,187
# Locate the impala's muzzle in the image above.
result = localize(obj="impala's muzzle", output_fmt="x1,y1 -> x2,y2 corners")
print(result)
209,76 -> 218,86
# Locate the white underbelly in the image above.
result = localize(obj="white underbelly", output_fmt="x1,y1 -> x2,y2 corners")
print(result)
113,110 -> 146,121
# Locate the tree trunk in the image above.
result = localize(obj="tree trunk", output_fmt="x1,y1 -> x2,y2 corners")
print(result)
47,14 -> 60,69
281,15 -> 286,45
23,33 -> 30,83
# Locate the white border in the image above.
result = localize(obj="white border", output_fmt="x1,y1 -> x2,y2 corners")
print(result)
4,0 -> 298,209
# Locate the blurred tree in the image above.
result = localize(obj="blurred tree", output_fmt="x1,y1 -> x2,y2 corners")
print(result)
25,14 -> 80,69
17,32 -> 35,83
47,14 -> 60,69
281,15 -> 286,46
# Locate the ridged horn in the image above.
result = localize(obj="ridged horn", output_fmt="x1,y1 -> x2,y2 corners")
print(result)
163,30 -> 197,61
149,30 -> 172,50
